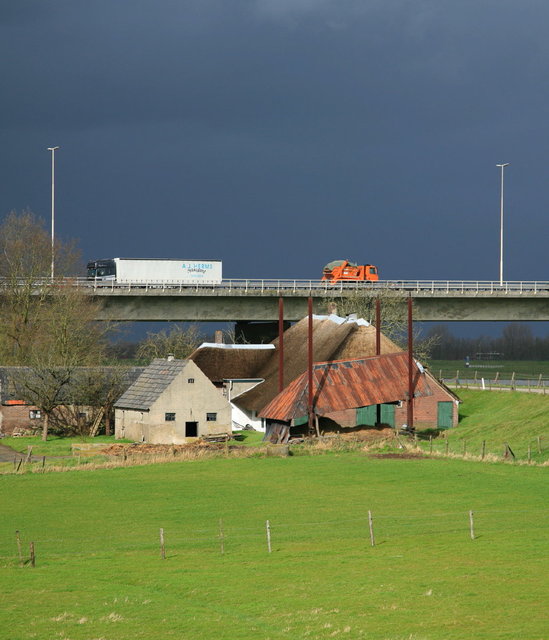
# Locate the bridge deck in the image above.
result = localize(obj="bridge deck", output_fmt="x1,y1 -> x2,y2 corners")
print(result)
3,279 -> 549,322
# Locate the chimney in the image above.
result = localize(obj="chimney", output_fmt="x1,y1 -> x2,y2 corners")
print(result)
167,353 -> 175,361
214,330 -> 224,344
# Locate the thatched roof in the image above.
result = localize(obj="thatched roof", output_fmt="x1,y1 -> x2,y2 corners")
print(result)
188,344 -> 273,381
235,317 -> 352,412
236,315 -> 403,413
331,323 -> 401,360
189,314 -> 406,414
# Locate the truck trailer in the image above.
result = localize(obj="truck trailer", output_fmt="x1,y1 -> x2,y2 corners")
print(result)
86,258 -> 222,284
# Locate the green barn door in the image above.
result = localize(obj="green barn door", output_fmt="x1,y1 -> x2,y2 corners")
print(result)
380,403 -> 395,427
356,405 -> 377,426
437,402 -> 454,429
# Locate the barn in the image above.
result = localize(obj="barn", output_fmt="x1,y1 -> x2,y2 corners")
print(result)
259,352 -> 459,442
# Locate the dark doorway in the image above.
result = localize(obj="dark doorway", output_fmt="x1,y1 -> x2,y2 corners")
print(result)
185,421 -> 198,437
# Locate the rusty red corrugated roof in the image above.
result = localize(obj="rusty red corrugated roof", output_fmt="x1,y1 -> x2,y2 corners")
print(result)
259,352 -> 432,421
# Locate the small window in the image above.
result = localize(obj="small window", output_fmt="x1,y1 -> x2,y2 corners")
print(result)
29,410 -> 41,419
165,412 -> 176,421
206,413 -> 217,422
187,378 -> 195,384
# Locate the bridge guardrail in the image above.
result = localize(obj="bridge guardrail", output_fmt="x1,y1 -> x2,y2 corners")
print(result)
1,278 -> 548,294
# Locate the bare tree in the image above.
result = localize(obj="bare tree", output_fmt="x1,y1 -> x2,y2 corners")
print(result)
48,368 -> 129,437
0,210 -> 81,364
1,211 -> 113,439
136,324 -> 204,363
11,288 -> 110,440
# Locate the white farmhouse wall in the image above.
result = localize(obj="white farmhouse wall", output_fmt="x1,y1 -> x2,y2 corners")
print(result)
115,360 -> 231,443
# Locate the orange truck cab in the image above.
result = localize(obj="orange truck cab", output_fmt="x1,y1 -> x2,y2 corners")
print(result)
322,260 -> 379,283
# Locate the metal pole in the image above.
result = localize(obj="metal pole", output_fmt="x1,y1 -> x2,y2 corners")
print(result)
47,146 -> 60,280
278,297 -> 284,392
308,296 -> 314,435
375,298 -> 381,356
376,297 -> 381,425
497,163 -> 510,286
407,294 -> 414,430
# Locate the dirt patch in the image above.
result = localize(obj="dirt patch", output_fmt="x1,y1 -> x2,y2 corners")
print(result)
322,427 -> 394,442
100,441 -> 228,456
371,452 -> 428,459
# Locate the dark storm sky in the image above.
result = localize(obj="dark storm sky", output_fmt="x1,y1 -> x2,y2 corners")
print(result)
2,0 -> 548,284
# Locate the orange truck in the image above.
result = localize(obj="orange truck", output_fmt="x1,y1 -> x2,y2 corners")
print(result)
322,260 -> 379,283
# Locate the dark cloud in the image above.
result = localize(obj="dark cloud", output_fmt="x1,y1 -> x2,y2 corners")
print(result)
1,0 -> 548,297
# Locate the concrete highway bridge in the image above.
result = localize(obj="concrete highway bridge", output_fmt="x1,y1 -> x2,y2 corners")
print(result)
69,279 -> 549,323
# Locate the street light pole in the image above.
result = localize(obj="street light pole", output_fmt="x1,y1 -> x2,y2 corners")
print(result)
47,146 -> 60,280
496,162 -> 510,287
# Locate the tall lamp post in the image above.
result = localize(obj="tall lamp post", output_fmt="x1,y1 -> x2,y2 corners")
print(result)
47,146 -> 60,280
496,162 -> 510,287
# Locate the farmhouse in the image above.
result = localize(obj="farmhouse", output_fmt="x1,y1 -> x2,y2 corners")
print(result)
189,314 -> 409,431
259,352 -> 459,442
114,357 -> 233,443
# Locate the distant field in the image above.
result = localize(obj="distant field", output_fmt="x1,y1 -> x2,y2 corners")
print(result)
1,452 -> 548,639
428,359 -> 549,380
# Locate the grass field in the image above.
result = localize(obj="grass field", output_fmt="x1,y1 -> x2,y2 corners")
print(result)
1,434 -> 131,457
1,453 -> 548,639
414,389 -> 549,463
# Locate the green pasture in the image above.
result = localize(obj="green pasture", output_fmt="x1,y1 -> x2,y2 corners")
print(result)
1,434 -> 128,457
1,454 -> 548,639
415,390 -> 549,462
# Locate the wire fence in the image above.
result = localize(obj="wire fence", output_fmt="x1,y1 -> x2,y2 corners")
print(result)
3,506 -> 548,567
405,430 -> 546,464
439,369 -> 549,392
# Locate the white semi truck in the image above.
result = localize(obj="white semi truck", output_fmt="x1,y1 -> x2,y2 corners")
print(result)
86,258 -> 222,284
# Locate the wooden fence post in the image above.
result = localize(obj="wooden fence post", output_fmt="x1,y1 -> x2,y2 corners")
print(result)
469,511 -> 475,540
30,542 -> 35,567
16,531 -> 23,566
429,436 -> 433,455
445,438 -> 449,456
266,520 -> 272,553
219,518 -> 225,555
537,436 -> 542,454
159,528 -> 166,560
368,510 -> 375,547
481,440 -> 486,460
527,443 -> 532,463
